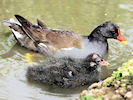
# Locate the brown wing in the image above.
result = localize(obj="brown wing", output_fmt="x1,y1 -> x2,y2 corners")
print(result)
45,29 -> 83,49
15,15 -> 83,49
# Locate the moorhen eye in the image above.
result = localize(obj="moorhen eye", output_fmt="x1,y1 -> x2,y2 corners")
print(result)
111,30 -> 115,33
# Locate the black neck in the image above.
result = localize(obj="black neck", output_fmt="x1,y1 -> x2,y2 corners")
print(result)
88,27 -> 107,42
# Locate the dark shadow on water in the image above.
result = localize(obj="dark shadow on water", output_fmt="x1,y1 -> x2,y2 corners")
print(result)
0,43 -> 30,58
0,43 -> 48,62
26,78 -> 91,96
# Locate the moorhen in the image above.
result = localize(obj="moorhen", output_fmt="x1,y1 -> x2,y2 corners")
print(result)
2,15 -> 127,58
26,53 -> 109,88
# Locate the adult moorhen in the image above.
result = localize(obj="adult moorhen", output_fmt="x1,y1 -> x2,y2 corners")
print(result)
26,53 -> 109,88
2,15 -> 127,58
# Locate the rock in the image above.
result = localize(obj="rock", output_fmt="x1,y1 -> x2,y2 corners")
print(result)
122,71 -> 129,77
121,79 -> 129,83
101,87 -> 111,92
102,76 -> 114,86
114,83 -> 120,89
105,77 -> 114,82
115,87 -> 127,95
127,85 -> 132,91
75,97 -> 80,100
116,81 -> 121,85
115,90 -> 119,94
124,91 -> 133,99
111,94 -> 123,100
120,83 -> 126,87
92,89 -> 105,97
80,90 -> 88,96
104,91 -> 114,97
88,82 -> 102,89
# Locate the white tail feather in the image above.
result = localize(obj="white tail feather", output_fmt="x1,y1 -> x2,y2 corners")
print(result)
1,18 -> 21,26
1,19 -> 12,26
9,18 -> 21,26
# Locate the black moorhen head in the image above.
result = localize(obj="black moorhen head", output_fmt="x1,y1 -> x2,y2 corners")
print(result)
89,21 -> 127,44
26,53 -> 108,88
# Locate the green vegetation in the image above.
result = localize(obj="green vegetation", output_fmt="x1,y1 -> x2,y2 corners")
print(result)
80,96 -> 103,100
105,59 -> 133,86
80,95 -> 94,100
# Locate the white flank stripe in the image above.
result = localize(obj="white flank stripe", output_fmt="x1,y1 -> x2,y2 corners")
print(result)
11,29 -> 23,39
61,47 -> 74,50
38,43 -> 47,48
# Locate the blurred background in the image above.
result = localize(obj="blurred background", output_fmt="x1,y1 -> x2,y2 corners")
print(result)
0,0 -> 132,100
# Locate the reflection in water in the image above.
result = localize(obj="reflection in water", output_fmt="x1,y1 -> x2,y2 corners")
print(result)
0,0 -> 133,100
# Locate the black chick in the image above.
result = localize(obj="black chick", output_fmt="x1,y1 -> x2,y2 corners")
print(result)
26,53 -> 108,88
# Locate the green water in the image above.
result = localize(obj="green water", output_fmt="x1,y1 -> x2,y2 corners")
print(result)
0,0 -> 132,100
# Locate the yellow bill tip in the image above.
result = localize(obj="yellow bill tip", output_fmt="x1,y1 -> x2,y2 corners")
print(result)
121,41 -> 128,45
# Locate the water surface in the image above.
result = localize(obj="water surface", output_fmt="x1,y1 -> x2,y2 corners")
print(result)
0,0 -> 133,100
